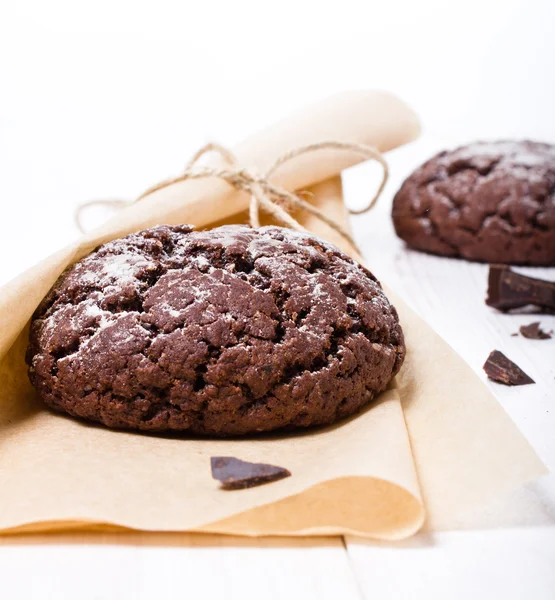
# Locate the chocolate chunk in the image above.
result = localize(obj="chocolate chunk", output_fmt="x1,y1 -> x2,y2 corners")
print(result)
483,350 -> 535,386
486,265 -> 555,312
211,456 -> 291,490
519,322 -> 553,340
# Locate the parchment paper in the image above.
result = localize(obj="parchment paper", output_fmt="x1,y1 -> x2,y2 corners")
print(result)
0,92 -> 546,538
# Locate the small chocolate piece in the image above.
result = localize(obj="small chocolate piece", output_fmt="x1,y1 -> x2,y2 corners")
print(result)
210,456 -> 291,490
486,265 -> 555,312
483,350 -> 535,386
519,322 -> 553,340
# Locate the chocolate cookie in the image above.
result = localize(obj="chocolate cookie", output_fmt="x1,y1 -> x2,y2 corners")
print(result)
27,225 -> 405,436
392,141 -> 555,265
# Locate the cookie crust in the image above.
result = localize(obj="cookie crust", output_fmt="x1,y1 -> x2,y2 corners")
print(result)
27,225 -> 405,436
392,141 -> 555,265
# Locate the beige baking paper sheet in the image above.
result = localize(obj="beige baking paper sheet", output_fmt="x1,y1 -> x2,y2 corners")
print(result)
0,92 -> 546,538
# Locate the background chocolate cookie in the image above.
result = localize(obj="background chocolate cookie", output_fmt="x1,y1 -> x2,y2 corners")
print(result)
27,225 -> 405,436
392,141 -> 555,265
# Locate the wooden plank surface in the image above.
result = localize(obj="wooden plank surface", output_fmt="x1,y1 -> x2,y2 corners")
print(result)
0,534 -> 362,600
344,138 -> 555,600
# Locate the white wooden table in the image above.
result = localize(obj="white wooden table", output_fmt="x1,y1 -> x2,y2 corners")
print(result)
0,138 -> 554,599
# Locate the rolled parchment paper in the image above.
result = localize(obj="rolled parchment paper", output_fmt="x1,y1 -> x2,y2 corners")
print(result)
0,178 -> 424,539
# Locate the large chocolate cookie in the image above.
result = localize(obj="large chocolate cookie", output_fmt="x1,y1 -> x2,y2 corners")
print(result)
392,141 -> 555,265
27,225 -> 405,436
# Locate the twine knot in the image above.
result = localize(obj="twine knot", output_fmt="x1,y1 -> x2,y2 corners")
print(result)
76,141 -> 389,251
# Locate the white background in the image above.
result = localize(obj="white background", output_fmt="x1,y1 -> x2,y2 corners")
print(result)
1,1 -> 554,599
1,0 -> 555,281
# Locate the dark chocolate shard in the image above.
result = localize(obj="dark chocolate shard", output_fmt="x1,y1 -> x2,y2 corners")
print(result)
486,265 -> 555,313
211,456 -> 291,490
519,322 -> 553,340
483,350 -> 535,386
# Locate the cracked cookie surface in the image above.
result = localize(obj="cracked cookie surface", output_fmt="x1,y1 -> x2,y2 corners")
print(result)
392,141 -> 555,265
27,225 -> 405,436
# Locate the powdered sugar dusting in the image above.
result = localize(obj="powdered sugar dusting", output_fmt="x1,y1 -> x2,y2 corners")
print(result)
159,302 -> 182,318
101,253 -> 152,282
450,140 -> 555,170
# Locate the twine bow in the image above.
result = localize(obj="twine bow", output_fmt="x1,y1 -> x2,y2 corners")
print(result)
75,141 -> 389,251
